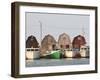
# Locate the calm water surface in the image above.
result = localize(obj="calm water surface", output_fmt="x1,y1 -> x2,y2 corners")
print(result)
26,58 -> 89,67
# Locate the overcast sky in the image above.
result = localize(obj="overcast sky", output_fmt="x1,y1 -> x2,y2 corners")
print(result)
25,12 -> 90,45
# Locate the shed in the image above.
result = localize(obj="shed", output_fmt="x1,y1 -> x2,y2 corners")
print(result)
40,34 -> 57,55
72,35 -> 86,48
26,35 -> 39,48
58,33 -> 71,49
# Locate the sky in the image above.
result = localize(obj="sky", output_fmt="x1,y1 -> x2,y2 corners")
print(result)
25,12 -> 90,45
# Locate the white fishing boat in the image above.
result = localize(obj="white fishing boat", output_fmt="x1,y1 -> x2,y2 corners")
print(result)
64,49 -> 73,58
26,48 -> 40,60
64,50 -> 73,58
80,46 -> 87,57
64,48 -> 81,58
80,46 -> 89,58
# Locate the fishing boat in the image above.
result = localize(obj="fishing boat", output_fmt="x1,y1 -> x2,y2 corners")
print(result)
80,46 -> 89,58
42,50 -> 61,59
50,50 -> 61,59
80,46 -> 87,58
64,48 -> 81,58
64,49 -> 73,58
26,48 -> 40,60
73,48 -> 81,58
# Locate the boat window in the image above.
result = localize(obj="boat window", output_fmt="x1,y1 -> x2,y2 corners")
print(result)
52,45 -> 56,50
27,49 -> 30,51
31,49 -> 34,51
66,45 -> 69,48
60,45 -> 63,48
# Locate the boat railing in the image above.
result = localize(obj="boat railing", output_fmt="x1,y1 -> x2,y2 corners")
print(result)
64,47 -> 89,51
26,48 -> 39,51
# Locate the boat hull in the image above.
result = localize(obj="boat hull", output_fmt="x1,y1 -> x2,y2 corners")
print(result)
50,51 -> 61,59
26,48 -> 40,60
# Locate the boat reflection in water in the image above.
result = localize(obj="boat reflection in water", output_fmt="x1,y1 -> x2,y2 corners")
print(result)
26,58 -> 89,67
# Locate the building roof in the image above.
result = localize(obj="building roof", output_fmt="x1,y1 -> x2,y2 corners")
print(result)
58,33 -> 71,45
26,35 -> 39,48
41,34 -> 56,46
72,35 -> 86,46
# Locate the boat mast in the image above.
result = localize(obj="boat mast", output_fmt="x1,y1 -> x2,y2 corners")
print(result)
38,20 -> 42,46
81,27 -> 85,37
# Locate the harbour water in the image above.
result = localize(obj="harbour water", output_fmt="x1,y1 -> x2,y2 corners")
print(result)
26,58 -> 89,67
